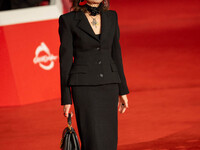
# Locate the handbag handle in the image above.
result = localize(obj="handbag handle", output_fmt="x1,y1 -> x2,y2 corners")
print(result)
68,112 -> 72,125
67,112 -> 73,131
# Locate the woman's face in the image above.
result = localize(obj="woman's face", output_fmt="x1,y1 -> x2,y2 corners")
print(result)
87,0 -> 103,4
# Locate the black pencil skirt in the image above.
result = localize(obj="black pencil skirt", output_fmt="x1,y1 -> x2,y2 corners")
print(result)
71,83 -> 119,150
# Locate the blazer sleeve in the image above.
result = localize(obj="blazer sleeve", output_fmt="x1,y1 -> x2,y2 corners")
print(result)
58,15 -> 73,105
112,11 -> 130,96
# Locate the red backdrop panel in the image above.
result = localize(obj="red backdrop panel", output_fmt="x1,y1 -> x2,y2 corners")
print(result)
0,19 -> 61,106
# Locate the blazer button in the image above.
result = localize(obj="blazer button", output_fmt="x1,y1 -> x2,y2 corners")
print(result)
96,47 -> 100,51
99,73 -> 104,77
98,60 -> 101,64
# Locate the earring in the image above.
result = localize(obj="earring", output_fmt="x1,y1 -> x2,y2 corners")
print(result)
79,0 -> 87,6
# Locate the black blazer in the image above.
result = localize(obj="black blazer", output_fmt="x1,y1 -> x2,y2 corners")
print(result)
58,10 -> 129,105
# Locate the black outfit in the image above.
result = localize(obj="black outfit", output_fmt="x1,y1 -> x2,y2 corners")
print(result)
58,10 -> 129,150
71,82 -> 119,150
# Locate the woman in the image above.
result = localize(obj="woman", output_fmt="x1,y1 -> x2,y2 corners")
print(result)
58,0 -> 129,149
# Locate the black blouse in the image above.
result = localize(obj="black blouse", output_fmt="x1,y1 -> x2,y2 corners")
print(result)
95,33 -> 101,40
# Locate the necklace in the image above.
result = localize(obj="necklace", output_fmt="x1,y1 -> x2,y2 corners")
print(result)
89,15 -> 99,28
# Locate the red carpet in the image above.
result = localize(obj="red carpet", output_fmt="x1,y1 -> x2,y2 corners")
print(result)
1,0 -> 200,149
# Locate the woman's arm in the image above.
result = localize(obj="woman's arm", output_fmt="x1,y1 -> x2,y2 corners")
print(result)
112,11 -> 130,96
58,15 -> 73,105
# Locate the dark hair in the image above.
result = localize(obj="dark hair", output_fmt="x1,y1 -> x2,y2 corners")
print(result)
69,0 -> 110,12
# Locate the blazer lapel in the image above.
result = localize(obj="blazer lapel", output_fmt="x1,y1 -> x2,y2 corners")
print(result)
75,10 -> 107,43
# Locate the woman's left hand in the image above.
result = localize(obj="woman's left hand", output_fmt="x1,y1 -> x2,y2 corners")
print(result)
118,94 -> 129,113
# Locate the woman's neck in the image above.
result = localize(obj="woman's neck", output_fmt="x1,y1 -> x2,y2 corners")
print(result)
86,2 -> 100,7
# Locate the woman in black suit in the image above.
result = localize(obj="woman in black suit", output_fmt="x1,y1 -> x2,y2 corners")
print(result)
58,0 -> 130,149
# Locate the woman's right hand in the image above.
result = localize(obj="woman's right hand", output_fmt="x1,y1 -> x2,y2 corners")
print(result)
63,104 -> 73,117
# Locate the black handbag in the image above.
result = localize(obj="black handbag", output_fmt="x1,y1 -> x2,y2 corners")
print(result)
60,112 -> 80,150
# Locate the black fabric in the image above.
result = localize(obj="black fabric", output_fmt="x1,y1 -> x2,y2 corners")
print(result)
71,83 -> 119,150
84,2 -> 103,16
58,9 -> 129,150
95,33 -> 101,40
58,10 -> 129,105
